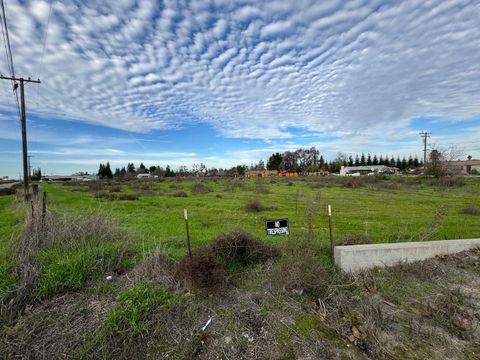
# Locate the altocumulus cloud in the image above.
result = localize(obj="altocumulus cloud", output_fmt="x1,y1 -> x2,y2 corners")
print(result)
0,0 -> 479,139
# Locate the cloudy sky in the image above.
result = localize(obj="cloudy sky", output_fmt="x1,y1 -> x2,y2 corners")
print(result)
1,0 -> 479,177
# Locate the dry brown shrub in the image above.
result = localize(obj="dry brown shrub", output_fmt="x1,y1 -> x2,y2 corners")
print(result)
0,188 -> 16,196
460,205 -> 480,215
88,182 -> 103,191
129,253 -> 179,288
191,182 -> 212,194
173,190 -> 188,197
117,193 -> 139,201
224,179 -> 245,192
271,238 -> 326,294
177,247 -> 226,289
432,176 -> 464,188
244,198 -> 263,212
253,181 -> 271,194
94,192 -> 139,201
211,230 -> 279,266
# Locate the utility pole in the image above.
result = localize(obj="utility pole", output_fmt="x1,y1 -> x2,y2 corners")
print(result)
0,75 -> 41,198
419,131 -> 431,167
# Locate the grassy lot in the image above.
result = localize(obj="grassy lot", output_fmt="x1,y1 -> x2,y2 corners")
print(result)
1,176 -> 480,359
35,176 -> 480,258
0,196 -> 24,290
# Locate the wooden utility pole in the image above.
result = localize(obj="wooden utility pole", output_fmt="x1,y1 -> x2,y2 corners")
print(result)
0,75 -> 41,197
419,131 -> 431,167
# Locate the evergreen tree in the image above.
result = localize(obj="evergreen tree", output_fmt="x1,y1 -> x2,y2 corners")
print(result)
319,155 -> 325,169
127,163 -> 135,173
354,154 -> 360,166
104,162 -> 113,179
360,153 -> 366,165
396,156 -> 402,169
165,165 -> 175,177
379,155 -> 385,165
372,155 -> 378,165
97,163 -> 105,178
401,157 -> 407,170
366,153 -> 372,165
383,156 -> 389,166
390,157 -> 396,167
114,168 -> 120,178
407,156 -> 414,168
267,153 -> 283,170
149,166 -> 157,173
413,156 -> 420,168
348,155 -> 354,166
31,167 -> 42,180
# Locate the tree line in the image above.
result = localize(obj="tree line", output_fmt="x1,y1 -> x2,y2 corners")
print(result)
96,148 -> 424,179
259,148 -> 423,173
97,161 -> 248,179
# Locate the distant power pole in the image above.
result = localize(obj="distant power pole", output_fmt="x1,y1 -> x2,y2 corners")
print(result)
0,75 -> 41,197
419,131 -> 431,166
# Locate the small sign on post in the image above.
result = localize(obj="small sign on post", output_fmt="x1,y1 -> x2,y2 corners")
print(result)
184,208 -> 192,259
266,219 -> 289,236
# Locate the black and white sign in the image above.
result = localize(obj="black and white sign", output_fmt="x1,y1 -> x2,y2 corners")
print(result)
266,219 -> 289,236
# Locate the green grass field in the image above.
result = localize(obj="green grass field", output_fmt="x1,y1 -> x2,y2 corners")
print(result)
1,176 -> 480,358
2,177 -> 479,262
33,176 -> 480,256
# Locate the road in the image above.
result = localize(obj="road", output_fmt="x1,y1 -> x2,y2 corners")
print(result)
0,182 -> 20,189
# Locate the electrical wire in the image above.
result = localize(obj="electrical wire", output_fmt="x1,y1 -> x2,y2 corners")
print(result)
31,0 -> 52,107
0,0 -> 21,120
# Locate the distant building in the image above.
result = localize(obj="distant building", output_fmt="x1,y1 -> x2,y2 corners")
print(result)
41,174 -> 98,182
339,165 -> 399,176
445,159 -> 480,175
246,170 -> 300,178
136,173 -> 151,179
278,170 -> 299,177
246,170 -> 278,178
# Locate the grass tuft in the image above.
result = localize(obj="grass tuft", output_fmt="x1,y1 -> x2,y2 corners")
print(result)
104,284 -> 178,336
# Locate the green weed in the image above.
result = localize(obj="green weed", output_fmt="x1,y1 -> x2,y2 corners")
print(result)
35,243 -> 134,298
104,284 -> 179,336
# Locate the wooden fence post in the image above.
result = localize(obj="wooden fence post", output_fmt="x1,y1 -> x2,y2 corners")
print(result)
184,209 -> 192,259
328,205 -> 334,265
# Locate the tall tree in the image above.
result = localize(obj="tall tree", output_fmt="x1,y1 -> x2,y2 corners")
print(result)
267,153 -> 282,170
354,154 -> 360,166
383,156 -> 388,166
127,163 -> 135,173
366,153 -> 372,165
360,153 -> 366,166
104,162 -> 113,179
319,155 -> 326,169
372,154 -> 378,165
347,155 -> 353,166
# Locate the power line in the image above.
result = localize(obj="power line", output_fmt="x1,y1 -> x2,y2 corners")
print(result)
31,0 -> 53,107
0,0 -> 21,120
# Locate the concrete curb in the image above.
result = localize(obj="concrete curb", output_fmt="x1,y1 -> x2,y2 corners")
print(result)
334,239 -> 480,272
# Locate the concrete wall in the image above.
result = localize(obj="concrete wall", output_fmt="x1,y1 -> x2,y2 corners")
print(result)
334,239 -> 480,272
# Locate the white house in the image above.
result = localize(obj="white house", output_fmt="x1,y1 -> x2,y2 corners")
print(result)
136,173 -> 151,179
340,165 -> 399,176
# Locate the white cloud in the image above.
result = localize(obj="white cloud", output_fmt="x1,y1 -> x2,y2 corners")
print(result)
0,0 -> 478,143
